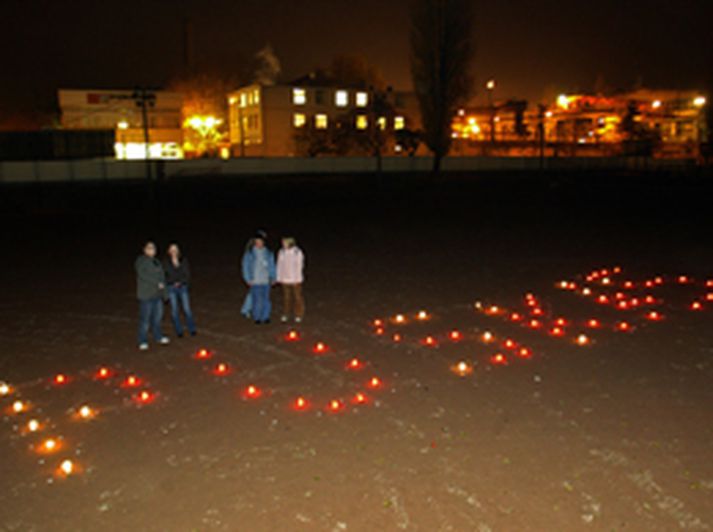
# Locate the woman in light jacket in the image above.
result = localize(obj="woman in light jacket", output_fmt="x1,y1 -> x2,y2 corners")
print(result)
276,237 -> 305,323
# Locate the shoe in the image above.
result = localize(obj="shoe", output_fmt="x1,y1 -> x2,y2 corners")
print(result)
159,337 -> 171,345
138,343 -> 149,351
295,316 -> 303,323
177,333 -> 184,339
263,319 -> 271,324
280,315 -> 288,323
190,331 -> 197,337
255,320 -> 262,325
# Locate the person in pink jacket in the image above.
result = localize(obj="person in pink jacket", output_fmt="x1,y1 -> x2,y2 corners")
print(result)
276,237 -> 305,323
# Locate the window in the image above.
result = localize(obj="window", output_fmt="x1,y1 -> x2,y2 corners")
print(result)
394,116 -> 405,130
240,93 -> 247,107
356,91 -> 368,107
377,116 -> 387,130
315,114 -> 328,129
253,89 -> 260,104
335,90 -> 348,107
293,88 -> 306,105
356,115 -> 368,130
293,113 -> 306,127
315,90 -> 325,105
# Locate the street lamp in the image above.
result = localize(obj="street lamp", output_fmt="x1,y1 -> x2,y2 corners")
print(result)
486,79 -> 496,144
694,96 -> 707,107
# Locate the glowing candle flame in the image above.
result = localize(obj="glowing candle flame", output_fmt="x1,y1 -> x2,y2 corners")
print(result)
53,374 -> 68,385
509,312 -> 522,322
12,400 -> 25,413
328,399 -> 344,412
58,459 -> 74,476
690,301 -> 703,311
195,348 -> 212,360
394,314 -> 406,324
616,321 -> 631,332
27,419 -> 40,432
352,392 -> 368,405
517,347 -> 532,359
286,330 -> 301,341
449,330 -> 462,341
417,310 -> 429,320
490,353 -> 508,365
0,382 -> 11,396
212,362 -> 231,376
392,333 -> 402,342
452,361 -> 473,376
95,367 -> 112,380
375,327 -> 385,336
587,319 -> 601,328
347,358 -> 363,370
373,319 -> 384,327
575,334 -> 590,346
293,396 -> 309,411
481,331 -> 494,343
367,377 -> 383,389
78,405 -> 94,419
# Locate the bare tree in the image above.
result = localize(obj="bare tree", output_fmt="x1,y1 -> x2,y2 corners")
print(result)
410,0 -> 475,173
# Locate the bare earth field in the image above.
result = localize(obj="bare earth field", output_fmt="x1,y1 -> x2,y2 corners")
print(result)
0,173 -> 712,531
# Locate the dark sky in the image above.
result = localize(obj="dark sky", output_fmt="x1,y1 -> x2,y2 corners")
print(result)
3,0 -> 712,119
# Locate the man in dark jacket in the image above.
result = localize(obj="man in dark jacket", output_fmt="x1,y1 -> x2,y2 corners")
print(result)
135,241 -> 170,350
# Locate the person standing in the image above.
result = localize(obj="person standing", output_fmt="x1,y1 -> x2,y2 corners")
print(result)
135,240 -> 170,350
276,237 -> 305,323
241,234 -> 276,324
163,242 -> 197,338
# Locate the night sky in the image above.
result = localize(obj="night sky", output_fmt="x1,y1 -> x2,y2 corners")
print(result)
3,0 -> 712,121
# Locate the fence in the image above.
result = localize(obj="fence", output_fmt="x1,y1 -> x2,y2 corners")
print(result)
0,156 -> 699,184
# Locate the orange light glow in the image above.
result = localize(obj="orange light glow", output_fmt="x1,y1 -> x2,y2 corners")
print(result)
617,301 -> 629,310
55,459 -> 80,478
76,405 -> 96,420
392,333 -> 402,343
528,319 -> 542,329
292,396 -> 310,411
623,281 -> 634,289
373,319 -> 384,327
94,367 -> 113,380
586,318 -> 601,328
554,317 -> 568,327
416,310 -> 430,320
0,382 -> 12,396
531,307 -> 544,316
706,293 -> 713,302
690,301 -> 703,311
503,338 -> 517,350
11,400 -> 26,414
394,314 -> 406,324
677,275 -> 690,284
481,331 -> 494,343
644,295 -> 656,304
597,295 -> 610,305
346,357 -> 364,370
26,419 -> 41,433
490,353 -> 508,365
37,437 -> 62,454
133,389 -> 156,405
313,342 -> 328,354
509,312 -> 523,322
517,347 -> 532,359
351,392 -> 369,405
706,280 -> 713,288
243,385 -> 262,399
449,330 -> 462,341
53,374 -> 68,386
212,362 -> 231,376
575,334 -> 590,346
122,375 -> 142,388
422,335 -> 437,347
375,327 -> 385,336
367,376 -> 383,389
581,287 -> 592,296
285,330 -> 301,342
195,348 -> 213,360
549,327 -> 565,337
646,311 -> 663,321
327,399 -> 345,412
616,321 -> 631,332
451,361 -> 473,376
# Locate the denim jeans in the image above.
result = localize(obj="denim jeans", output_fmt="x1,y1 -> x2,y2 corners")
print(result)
168,284 -> 196,336
250,284 -> 271,322
138,297 -> 164,345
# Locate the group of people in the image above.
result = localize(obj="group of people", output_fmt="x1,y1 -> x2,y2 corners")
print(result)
134,232 -> 305,350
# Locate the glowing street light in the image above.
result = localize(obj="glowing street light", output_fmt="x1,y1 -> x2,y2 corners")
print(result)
694,96 -> 706,107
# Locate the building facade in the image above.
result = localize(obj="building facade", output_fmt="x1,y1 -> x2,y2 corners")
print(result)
58,89 -> 184,159
227,83 -> 420,157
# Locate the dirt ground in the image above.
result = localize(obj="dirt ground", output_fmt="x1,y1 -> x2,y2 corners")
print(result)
1,173 -> 712,531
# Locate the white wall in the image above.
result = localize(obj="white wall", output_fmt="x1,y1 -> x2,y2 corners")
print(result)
0,156 -> 697,183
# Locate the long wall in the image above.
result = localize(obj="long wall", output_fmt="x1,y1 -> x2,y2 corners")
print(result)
0,156 -> 698,184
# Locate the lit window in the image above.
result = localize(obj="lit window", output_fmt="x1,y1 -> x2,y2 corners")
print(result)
293,88 -> 306,105
240,93 -> 247,107
377,117 -> 387,130
394,116 -> 405,130
315,114 -> 328,129
335,90 -> 348,107
247,93 -> 253,105
356,115 -> 368,129
356,92 -> 368,107
293,113 -> 306,128
253,89 -> 260,104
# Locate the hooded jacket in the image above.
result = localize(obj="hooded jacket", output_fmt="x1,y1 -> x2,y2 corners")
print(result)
135,255 -> 165,300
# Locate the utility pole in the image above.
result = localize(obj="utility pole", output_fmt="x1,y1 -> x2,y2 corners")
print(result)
538,104 -> 546,171
131,88 -> 158,229
486,79 -> 496,145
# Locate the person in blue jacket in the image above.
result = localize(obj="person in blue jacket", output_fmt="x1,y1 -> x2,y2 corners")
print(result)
241,233 -> 276,324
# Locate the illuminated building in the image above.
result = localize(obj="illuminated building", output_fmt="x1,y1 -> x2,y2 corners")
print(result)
58,89 -> 184,159
227,79 -> 420,157
451,88 -> 708,158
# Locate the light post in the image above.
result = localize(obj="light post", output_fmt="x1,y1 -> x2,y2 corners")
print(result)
486,79 -> 496,144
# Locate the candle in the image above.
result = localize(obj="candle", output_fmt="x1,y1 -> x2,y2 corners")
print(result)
27,419 -> 40,432
422,336 -> 437,347
244,385 -> 261,398
347,358 -> 363,370
690,301 -> 703,311
53,374 -> 68,385
449,330 -> 462,341
452,361 -> 473,376
285,330 -> 301,341
328,399 -> 345,412
77,405 -> 95,420
586,319 -> 601,328
195,348 -> 212,360
616,321 -> 631,332
575,334 -> 590,346
490,353 -> 508,365
352,392 -> 368,405
392,333 -> 402,343
394,314 -> 406,324
212,362 -> 231,376
481,331 -> 494,343
12,400 -> 25,413
417,310 -> 429,320
509,312 -> 522,322
373,319 -> 384,327
313,342 -> 328,354
95,367 -> 112,380
367,377 -> 383,389
293,396 -> 309,411
0,382 -> 11,396
58,459 -> 74,476
517,347 -> 532,359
